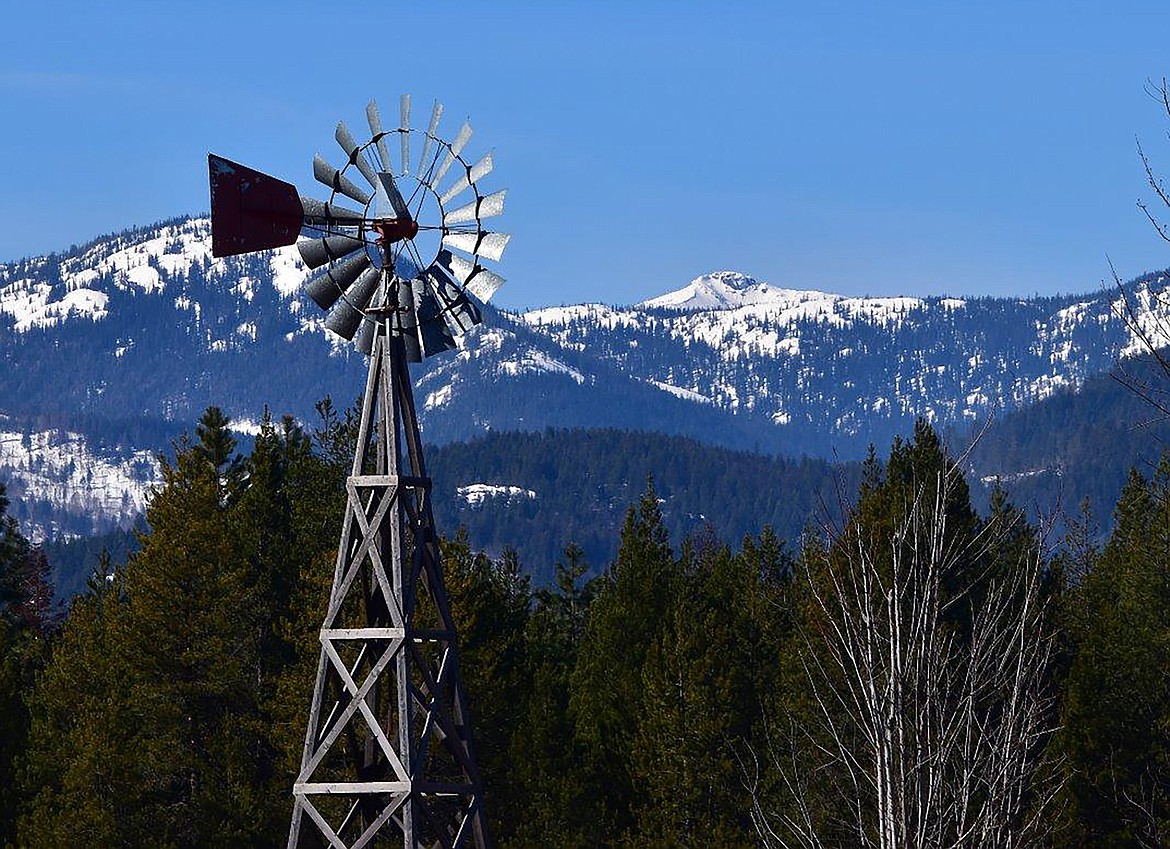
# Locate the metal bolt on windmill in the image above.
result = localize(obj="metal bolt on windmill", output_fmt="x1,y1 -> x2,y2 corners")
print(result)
208,95 -> 507,849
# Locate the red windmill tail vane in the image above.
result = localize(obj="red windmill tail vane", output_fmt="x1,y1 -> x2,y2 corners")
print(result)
208,154 -> 304,257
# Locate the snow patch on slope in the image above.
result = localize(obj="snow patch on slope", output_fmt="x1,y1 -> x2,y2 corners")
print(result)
1114,279 -> 1170,357
0,217 -> 311,333
647,379 -> 714,405
457,483 -> 537,506
0,426 -> 159,541
497,349 -> 587,384
522,303 -> 642,333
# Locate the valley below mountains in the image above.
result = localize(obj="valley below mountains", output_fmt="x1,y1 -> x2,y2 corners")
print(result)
2,216 -> 1169,576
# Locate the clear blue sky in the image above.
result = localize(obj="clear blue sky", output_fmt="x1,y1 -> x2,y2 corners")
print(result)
3,0 -> 1170,307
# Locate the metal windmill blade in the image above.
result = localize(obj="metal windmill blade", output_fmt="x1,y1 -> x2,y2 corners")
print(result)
416,100 -> 444,180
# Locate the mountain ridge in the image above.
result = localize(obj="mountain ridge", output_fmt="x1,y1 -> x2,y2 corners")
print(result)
4,214 -> 1170,543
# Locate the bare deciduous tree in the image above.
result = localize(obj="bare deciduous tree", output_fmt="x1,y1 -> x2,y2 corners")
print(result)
1112,77 -> 1170,415
750,461 -> 1058,849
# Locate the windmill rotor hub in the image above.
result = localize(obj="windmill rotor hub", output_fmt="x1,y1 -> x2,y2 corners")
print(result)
374,216 -> 419,245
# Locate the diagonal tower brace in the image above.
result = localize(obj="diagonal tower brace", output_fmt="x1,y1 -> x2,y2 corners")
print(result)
289,283 -> 490,849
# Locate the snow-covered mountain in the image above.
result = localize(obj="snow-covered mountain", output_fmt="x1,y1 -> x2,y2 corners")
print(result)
3,215 -> 1170,536
518,269 -> 1167,453
637,271 -> 798,311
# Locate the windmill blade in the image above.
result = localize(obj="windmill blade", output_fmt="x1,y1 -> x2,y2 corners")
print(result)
439,151 -> 495,206
432,121 -> 473,186
335,121 -> 380,190
414,278 -> 458,357
416,100 -> 444,180
314,154 -> 372,206
395,279 -> 422,362
427,259 -> 484,333
298,234 -> 366,269
208,154 -> 303,257
438,249 -> 506,304
443,190 -> 506,226
300,197 -> 365,228
399,94 -> 411,176
325,266 -> 381,339
304,252 -> 373,311
366,99 -> 393,172
354,315 -> 377,355
441,231 -> 511,263
353,288 -> 384,355
377,172 -> 411,220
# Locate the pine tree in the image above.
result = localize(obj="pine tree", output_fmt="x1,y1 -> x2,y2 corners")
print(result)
570,478 -> 680,843
0,482 -> 45,847
1058,462 -> 1170,846
630,538 -> 778,845
18,408 -> 340,846
509,542 -> 595,847
18,568 -> 132,846
442,531 -> 533,843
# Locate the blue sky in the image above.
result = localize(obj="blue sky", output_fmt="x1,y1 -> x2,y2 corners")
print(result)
3,0 -> 1170,307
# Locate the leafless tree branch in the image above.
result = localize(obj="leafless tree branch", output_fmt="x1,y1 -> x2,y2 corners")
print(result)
751,457 -> 1059,848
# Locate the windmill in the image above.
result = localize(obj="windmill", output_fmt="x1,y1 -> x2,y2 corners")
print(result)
208,95 -> 507,849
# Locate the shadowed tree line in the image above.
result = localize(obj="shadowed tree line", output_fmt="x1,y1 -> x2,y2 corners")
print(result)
0,409 -> 1167,846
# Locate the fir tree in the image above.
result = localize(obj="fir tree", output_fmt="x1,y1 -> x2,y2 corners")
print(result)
1058,462 -> 1170,846
442,531 -> 533,843
570,478 -> 680,843
0,482 -> 47,847
18,408 -> 340,846
509,542 -> 596,847
630,539 -> 776,845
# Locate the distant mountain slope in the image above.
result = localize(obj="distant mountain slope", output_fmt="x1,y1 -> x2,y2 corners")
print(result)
413,319 -> 798,453
6,215 -> 1170,543
520,270 -> 1170,457
5,216 -> 1170,465
0,217 -> 367,428
967,349 -> 1170,527
0,415 -> 159,540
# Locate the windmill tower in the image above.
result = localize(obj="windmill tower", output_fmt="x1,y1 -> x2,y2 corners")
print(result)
208,95 -> 508,849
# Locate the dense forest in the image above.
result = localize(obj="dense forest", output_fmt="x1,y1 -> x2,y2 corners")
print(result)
429,428 -> 857,585
963,348 -> 1170,522
1,408 -> 1168,846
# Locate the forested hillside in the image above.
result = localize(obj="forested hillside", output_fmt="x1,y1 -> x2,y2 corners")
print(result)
427,428 -> 858,584
2,409 -> 1168,845
968,346 -> 1170,525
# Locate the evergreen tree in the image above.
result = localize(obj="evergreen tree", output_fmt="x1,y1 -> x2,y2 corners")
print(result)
509,542 -> 595,847
19,408 -> 340,847
1058,462 -> 1170,846
570,478 -> 680,843
630,537 -> 782,846
442,531 -> 533,843
0,483 -> 49,847
18,567 -> 132,846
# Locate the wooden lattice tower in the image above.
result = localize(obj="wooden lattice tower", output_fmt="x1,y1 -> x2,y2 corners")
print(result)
287,280 -> 489,848
208,94 -> 509,849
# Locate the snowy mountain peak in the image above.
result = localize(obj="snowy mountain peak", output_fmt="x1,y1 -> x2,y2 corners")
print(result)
697,271 -> 759,291
638,270 -> 820,311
